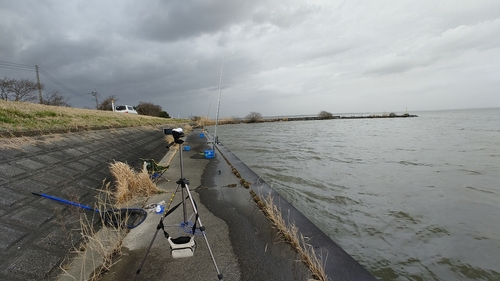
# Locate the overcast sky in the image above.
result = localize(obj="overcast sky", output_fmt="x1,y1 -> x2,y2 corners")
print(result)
1,0 -> 499,118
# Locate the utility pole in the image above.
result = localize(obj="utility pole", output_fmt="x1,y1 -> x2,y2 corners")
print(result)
35,65 -> 43,104
90,90 -> 100,109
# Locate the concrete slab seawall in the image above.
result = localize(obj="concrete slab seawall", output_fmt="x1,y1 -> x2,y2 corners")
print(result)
0,126 -> 377,280
0,126 -> 169,281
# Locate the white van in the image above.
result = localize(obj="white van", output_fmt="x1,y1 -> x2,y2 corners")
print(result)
115,105 -> 138,114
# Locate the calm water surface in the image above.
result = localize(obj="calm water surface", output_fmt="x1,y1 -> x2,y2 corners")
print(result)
208,108 -> 500,281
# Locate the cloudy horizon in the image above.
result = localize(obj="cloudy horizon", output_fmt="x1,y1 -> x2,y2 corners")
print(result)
1,0 -> 499,118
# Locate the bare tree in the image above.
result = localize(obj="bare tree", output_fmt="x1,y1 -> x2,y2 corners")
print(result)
136,101 -> 162,116
98,95 -> 118,111
0,77 -> 10,100
0,77 -> 42,102
245,111 -> 263,123
42,90 -> 71,107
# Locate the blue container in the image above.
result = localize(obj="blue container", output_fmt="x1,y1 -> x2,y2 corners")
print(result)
199,133 -> 205,138
155,205 -> 164,214
184,145 -> 191,151
204,149 -> 214,159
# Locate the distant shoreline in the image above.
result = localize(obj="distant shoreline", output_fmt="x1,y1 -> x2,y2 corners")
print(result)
263,113 -> 418,122
199,112 -> 418,126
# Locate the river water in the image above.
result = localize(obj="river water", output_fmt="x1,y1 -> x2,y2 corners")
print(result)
207,108 -> 500,281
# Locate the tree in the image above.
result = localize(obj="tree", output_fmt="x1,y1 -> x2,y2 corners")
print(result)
136,101 -> 162,116
158,111 -> 170,118
245,111 -> 263,123
0,77 -> 9,100
98,95 -> 118,111
0,77 -> 42,102
41,90 -> 71,107
318,110 -> 333,119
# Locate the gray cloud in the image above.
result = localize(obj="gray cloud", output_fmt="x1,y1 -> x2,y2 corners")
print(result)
1,0 -> 499,118
129,0 -> 261,42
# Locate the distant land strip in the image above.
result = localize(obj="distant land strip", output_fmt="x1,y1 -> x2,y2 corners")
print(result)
263,113 -> 418,122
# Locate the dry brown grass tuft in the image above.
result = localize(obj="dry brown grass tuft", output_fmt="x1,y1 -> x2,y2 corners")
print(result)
0,136 -> 40,149
0,133 -> 69,150
59,183 -> 128,281
109,161 -> 160,206
77,208 -> 126,280
198,116 -> 215,126
251,190 -> 329,281
197,116 -> 241,126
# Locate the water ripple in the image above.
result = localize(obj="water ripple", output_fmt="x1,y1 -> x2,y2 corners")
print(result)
208,108 -> 500,281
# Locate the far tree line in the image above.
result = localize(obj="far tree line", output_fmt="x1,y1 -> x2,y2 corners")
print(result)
245,111 -> 334,122
0,77 -> 170,118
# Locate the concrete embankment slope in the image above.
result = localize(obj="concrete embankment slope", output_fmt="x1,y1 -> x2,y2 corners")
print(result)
0,126 -> 170,281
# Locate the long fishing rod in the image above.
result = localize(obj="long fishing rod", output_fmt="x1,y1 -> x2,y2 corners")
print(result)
207,96 -> 213,120
213,51 -> 225,151
32,192 -> 147,229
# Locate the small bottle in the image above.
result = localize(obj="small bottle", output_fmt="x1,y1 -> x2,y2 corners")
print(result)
156,204 -> 163,214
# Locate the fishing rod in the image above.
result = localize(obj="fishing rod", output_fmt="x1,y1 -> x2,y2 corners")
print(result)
32,192 -> 147,229
213,51 -> 225,151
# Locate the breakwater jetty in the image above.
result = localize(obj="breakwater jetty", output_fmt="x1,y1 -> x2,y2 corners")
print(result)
265,113 -> 418,122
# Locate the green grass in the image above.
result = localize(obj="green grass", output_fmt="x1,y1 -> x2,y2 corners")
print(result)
0,100 -> 188,137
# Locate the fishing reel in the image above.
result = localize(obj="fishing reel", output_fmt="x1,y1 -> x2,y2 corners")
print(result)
164,127 -> 185,148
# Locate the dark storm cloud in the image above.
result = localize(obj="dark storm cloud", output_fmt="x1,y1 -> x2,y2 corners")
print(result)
0,0 -> 499,117
129,0 -> 260,42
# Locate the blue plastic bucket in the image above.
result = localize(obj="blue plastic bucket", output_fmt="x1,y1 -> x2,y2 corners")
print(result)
199,133 -> 205,138
184,145 -> 191,151
204,150 -> 214,159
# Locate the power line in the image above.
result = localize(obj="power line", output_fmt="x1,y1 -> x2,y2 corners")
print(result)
0,60 -> 35,68
38,67 -> 84,97
0,60 -> 93,102
0,61 -> 35,72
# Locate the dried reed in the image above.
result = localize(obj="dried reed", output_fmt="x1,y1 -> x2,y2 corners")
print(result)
251,190 -> 329,281
197,116 -> 241,126
109,161 -> 160,206
59,183 -> 128,281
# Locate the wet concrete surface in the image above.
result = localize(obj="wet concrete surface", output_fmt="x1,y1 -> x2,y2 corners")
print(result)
199,151 -> 312,280
98,128 -> 241,281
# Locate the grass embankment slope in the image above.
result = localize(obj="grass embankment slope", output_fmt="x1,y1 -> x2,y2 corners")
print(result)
0,100 -> 188,137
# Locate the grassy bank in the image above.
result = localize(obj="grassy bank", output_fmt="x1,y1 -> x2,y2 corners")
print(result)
0,100 -> 187,137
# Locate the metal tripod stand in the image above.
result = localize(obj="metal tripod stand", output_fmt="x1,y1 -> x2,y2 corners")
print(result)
136,130 -> 223,280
